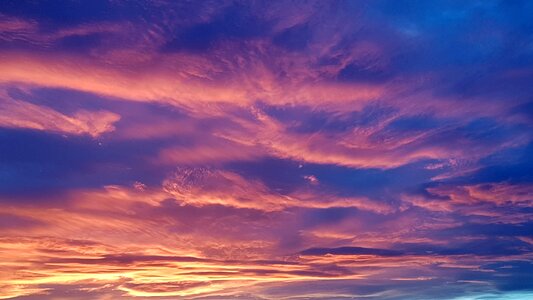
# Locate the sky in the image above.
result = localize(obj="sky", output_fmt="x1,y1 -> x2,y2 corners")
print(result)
0,0 -> 532,299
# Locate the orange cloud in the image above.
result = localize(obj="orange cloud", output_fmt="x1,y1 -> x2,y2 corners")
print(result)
1,181 -> 529,299
208,106 -> 450,169
428,183 -> 533,206
401,183 -> 533,225
163,167 -> 392,213
0,95 -> 120,137
0,51 -> 383,110
157,139 -> 261,165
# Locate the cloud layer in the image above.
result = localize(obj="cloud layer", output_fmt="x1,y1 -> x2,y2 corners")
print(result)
0,0 -> 532,299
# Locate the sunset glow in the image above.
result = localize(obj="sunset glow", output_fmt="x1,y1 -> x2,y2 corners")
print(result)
1,1 -> 532,299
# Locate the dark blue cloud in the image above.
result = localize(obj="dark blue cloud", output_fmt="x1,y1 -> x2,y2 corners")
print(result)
301,246 -> 403,257
440,222 -> 533,238
396,237 -> 533,256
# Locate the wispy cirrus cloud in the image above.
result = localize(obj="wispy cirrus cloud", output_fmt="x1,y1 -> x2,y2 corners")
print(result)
0,91 -> 119,136
1,0 -> 532,299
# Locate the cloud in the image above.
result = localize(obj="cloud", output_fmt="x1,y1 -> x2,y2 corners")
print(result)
156,138 -> 261,165
1,182 -> 531,299
301,246 -> 403,257
163,167 -> 393,213
0,95 -> 120,137
0,50 -> 383,110
429,183 -> 533,206
1,1 -> 533,299
402,183 -> 533,220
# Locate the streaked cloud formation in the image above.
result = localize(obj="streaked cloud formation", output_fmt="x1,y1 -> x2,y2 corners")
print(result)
0,0 -> 532,299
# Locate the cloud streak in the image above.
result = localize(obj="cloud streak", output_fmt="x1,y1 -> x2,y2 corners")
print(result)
0,91 -> 119,136
0,0 -> 532,299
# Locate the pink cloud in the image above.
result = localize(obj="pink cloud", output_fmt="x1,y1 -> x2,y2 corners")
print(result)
0,95 -> 120,136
